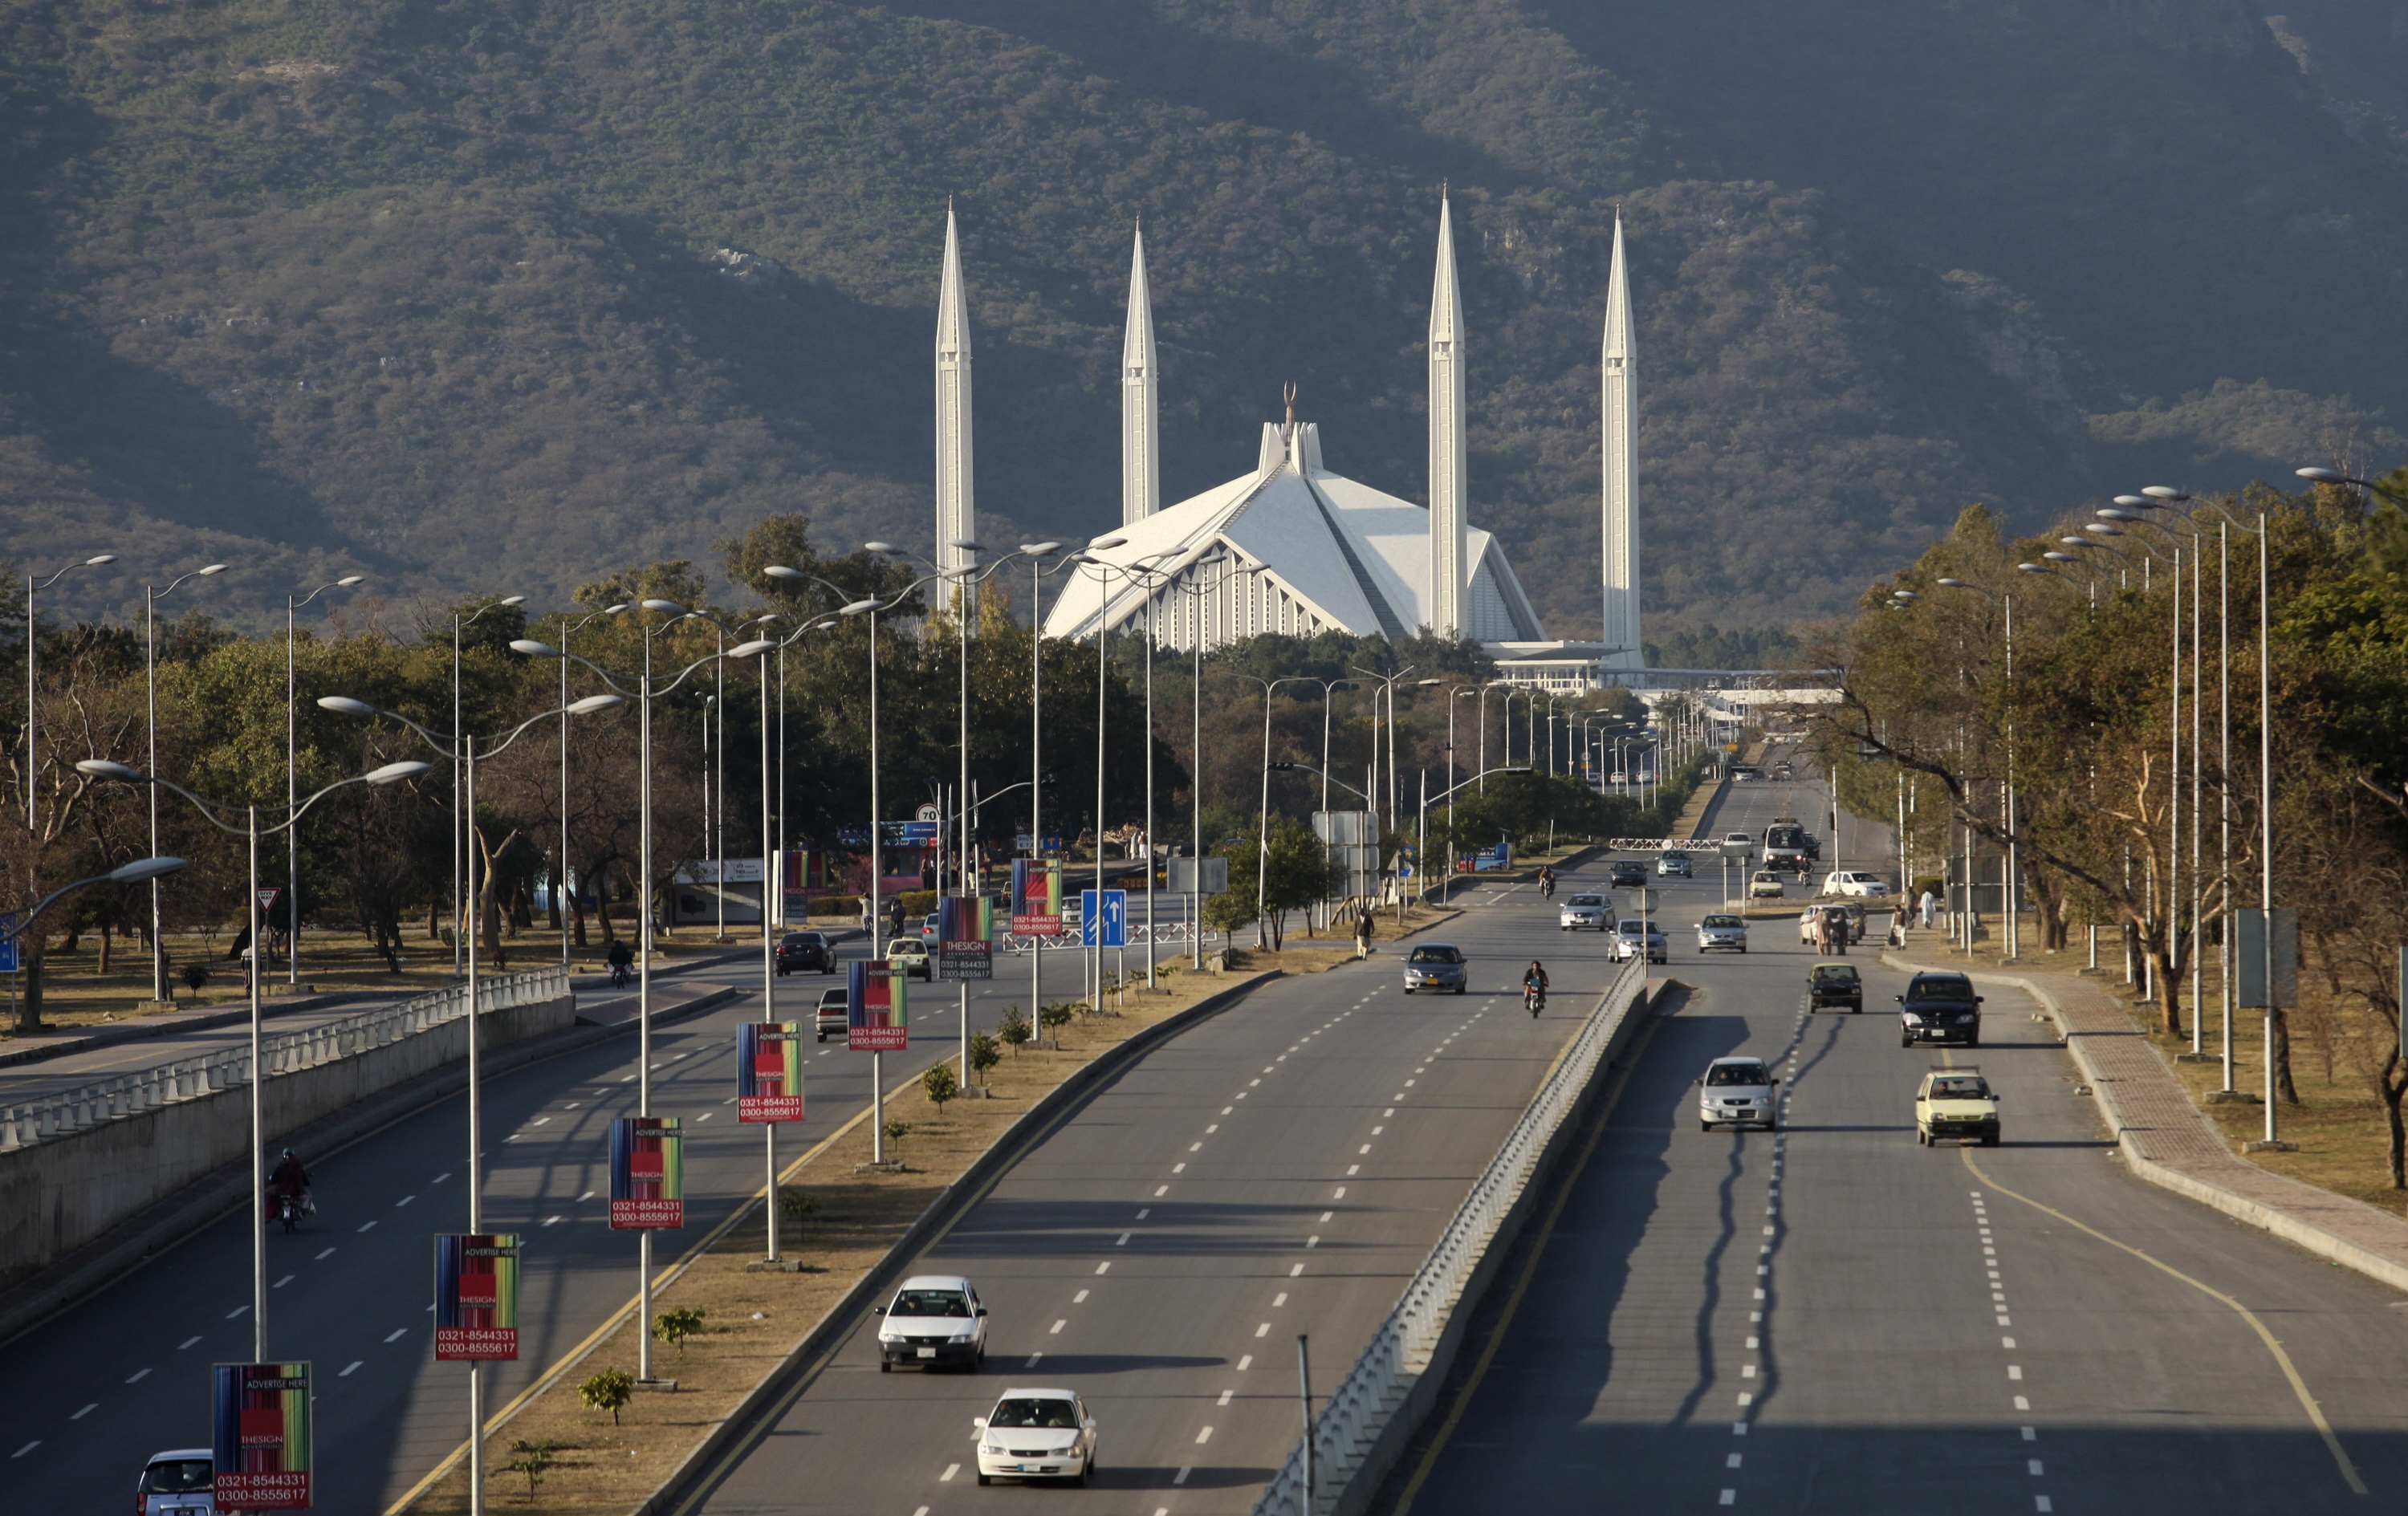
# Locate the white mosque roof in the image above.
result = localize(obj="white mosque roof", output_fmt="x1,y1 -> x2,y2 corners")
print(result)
1043,421 -> 1546,646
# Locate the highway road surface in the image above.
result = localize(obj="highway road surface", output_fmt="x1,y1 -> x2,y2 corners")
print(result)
1373,761 -> 2408,1516
673,867 -> 1621,1515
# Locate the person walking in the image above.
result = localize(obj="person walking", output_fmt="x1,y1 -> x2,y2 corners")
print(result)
1918,888 -> 1938,930
1354,907 -> 1374,959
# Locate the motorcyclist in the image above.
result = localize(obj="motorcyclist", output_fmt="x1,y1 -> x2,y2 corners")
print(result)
606,937 -> 634,986
1538,865 -> 1556,899
1523,960 -> 1550,1016
269,1148 -> 312,1220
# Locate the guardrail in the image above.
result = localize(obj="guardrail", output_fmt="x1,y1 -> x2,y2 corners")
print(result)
997,922 -> 1202,953
1250,949 -> 1647,1516
0,965 -> 568,1152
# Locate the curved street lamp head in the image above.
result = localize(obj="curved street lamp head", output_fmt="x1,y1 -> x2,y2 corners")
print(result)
864,541 -> 897,555
2060,536 -> 2101,549
1934,578 -> 1967,588
763,565 -> 806,583
336,575 -> 366,587
950,539 -> 986,554
726,640 -> 777,660
2017,562 -> 2051,575
509,639 -> 562,658
365,761 -> 433,786
497,594 -> 526,607
2112,495 -> 2154,509
199,564 -> 230,577
2097,507 -> 2139,522
108,856 -> 188,884
2088,522 -> 2125,537
2043,551 -> 2077,563
1088,535 -> 1128,551
1890,590 -> 1919,603
604,603 -> 629,615
2142,486 -> 2189,502
1019,541 -> 1064,556
85,555 -> 118,567
640,599 -> 686,616
2296,467 -> 2349,485
75,759 -> 146,782
316,696 -> 380,717
840,598 -> 880,616
565,693 -> 626,715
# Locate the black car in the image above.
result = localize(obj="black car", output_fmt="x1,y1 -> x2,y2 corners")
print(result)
776,931 -> 835,975
1898,972 -> 1983,1047
1808,962 -> 1862,1012
1608,861 -> 1647,888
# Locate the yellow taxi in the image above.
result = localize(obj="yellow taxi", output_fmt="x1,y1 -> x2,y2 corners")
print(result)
1914,1067 -> 1999,1147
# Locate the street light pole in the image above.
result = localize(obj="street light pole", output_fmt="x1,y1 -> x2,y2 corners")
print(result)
452,596 -> 526,975
286,575 -> 364,988
25,552 -> 119,831
144,562 -> 226,1000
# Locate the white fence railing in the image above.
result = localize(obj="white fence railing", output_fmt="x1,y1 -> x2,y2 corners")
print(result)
0,965 -> 568,1152
1250,949 -> 1648,1516
998,922 -> 1204,953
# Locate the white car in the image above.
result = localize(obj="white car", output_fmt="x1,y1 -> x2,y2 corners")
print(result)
1697,1055 -> 1779,1132
1747,871 -> 1786,899
1559,892 -> 1611,930
1723,831 -> 1753,856
136,1450 -> 216,1515
1821,871 -> 1890,897
1696,913 -> 1748,953
1609,917 -> 1668,964
975,1387 -> 1100,1486
876,1274 -> 987,1372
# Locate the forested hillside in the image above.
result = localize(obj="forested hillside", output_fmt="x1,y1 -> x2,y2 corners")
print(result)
2,0 -> 2401,637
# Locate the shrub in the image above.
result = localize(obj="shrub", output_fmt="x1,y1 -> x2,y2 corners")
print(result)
1039,1000 -> 1076,1047
882,1118 -> 912,1151
893,889 -> 938,917
180,961 -> 210,998
505,1440 -> 554,1500
807,896 -> 860,917
653,1307 -> 707,1357
921,1063 -> 958,1110
579,1366 -> 634,1425
967,1030 -> 1001,1084
998,1005 -> 1031,1053
778,1187 -> 817,1224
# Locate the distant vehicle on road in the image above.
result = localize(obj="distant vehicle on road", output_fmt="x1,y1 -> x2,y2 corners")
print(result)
775,931 -> 834,975
1808,961 -> 1862,1012
1747,871 -> 1786,899
814,986 -> 849,1041
1695,913 -> 1748,953
1696,1056 -> 1778,1132
1723,831 -> 1754,858
1763,821 -> 1812,874
136,1449 -> 214,1515
1820,870 -> 1890,897
1730,765 -> 1761,782
1559,892 -> 1611,931
1657,851 -> 1692,877
885,938 -> 934,981
1403,943 -> 1468,994
1608,860 -> 1647,888
1609,918 -> 1668,964
1771,762 -> 1793,781
875,1274 -> 987,1372
1915,1068 -> 1999,1146
974,1388 -> 1099,1486
1898,973 -> 1983,1047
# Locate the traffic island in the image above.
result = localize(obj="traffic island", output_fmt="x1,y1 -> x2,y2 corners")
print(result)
390,967 -> 1277,1515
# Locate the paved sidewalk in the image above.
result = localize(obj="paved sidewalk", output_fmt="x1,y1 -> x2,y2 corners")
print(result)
1885,945 -> 2408,1294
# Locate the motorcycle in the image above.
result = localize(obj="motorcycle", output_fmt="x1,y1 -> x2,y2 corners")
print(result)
609,960 -> 633,989
1524,983 -> 1547,1017
1539,876 -> 1556,900
270,1191 -> 311,1234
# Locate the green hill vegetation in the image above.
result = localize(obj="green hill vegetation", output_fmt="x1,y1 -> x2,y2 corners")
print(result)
2,0 -> 2402,638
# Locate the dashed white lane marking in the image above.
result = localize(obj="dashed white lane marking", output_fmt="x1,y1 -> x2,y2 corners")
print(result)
577,1190 -> 596,1202
2028,1460 -> 2044,1476
1073,1290 -> 1089,1304
1332,1185 -> 1347,1199
1173,1163 -> 1186,1173
2015,1395 -> 2031,1411
340,1360 -> 364,1377
939,1463 -> 958,1481
1116,1234 -> 1130,1246
1358,1144 -> 1373,1155
1346,1164 -> 1361,1176
1095,1261 -> 1111,1274
1290,1263 -> 1304,1277
431,1172 -> 450,1184
356,1221 -> 378,1234
1273,1294 -> 1287,1307
1255,1323 -> 1271,1337
543,1216 -> 564,1226
1195,1426 -> 1214,1444
315,1247 -> 337,1260
272,1274 -> 294,1289
694,1112 -> 714,1122
226,1306 -> 248,1319
531,1117 -> 551,1127
71,1404 -> 96,1420
1236,1355 -> 1252,1371
384,1328 -> 409,1343
2008,1365 -> 2022,1380
177,1335 -> 201,1350
1024,1352 -> 1043,1368
125,1368 -> 152,1384
2036,1500 -> 2053,1513
1173,1466 -> 1192,1484
913,1506 -> 929,1516
395,1195 -> 415,1208
1155,1185 -> 1169,1197
1218,1389 -> 1234,1405
1719,1493 -> 1736,1506
10,1441 -> 38,1458
1050,1320 -> 1066,1335
1725,1453 -> 1741,1468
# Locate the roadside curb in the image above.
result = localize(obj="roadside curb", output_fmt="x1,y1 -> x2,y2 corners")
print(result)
1880,952 -> 2408,1296
0,983 -> 742,1350
633,971 -> 1286,1516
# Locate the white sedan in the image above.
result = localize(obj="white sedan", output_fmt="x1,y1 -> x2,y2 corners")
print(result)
1609,918 -> 1669,964
1820,871 -> 1890,897
976,1388 -> 1099,1486
1559,892 -> 1612,930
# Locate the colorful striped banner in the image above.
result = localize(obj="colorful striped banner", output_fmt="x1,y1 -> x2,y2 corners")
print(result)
609,1116 -> 684,1229
738,1021 -> 805,1122
213,1361 -> 312,1508
433,1234 -> 520,1360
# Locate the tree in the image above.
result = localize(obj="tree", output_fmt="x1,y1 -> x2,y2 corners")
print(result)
579,1367 -> 634,1425
921,1063 -> 958,1111
1206,820 -> 1337,949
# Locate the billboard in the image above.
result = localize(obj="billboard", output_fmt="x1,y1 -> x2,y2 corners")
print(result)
433,1234 -> 521,1360
847,960 -> 909,1051
1011,858 -> 1062,934
213,1361 -> 312,1509
938,895 -> 994,982
609,1116 -> 684,1229
738,1022 -> 806,1121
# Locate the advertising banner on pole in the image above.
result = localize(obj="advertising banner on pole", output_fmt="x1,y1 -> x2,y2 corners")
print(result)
938,895 -> 994,981
213,1361 -> 313,1509
847,961 -> 909,1050
608,1117 -> 684,1229
738,1022 -> 805,1121
1011,858 -> 1062,934
433,1234 -> 520,1360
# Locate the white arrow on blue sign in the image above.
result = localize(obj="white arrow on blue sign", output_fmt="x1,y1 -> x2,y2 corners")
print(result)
1079,888 -> 1128,947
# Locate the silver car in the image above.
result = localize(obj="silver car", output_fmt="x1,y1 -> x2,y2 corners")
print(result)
1609,918 -> 1668,964
137,1450 -> 216,1515
1559,892 -> 1611,930
1697,1056 -> 1778,1132
1403,943 -> 1467,994
1695,912 -> 1748,953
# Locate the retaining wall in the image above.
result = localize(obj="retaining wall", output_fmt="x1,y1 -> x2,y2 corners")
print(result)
0,995 -> 572,1288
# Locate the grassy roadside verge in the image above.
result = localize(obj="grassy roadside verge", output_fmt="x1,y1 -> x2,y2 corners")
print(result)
393,964 -> 1276,1514
1907,930 -> 2408,1219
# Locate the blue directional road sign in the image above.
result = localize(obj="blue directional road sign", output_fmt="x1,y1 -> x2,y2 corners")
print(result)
1080,888 -> 1128,948
0,913 -> 16,973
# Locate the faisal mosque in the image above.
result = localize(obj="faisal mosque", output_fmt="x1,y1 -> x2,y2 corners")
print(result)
924,196 -> 1645,689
